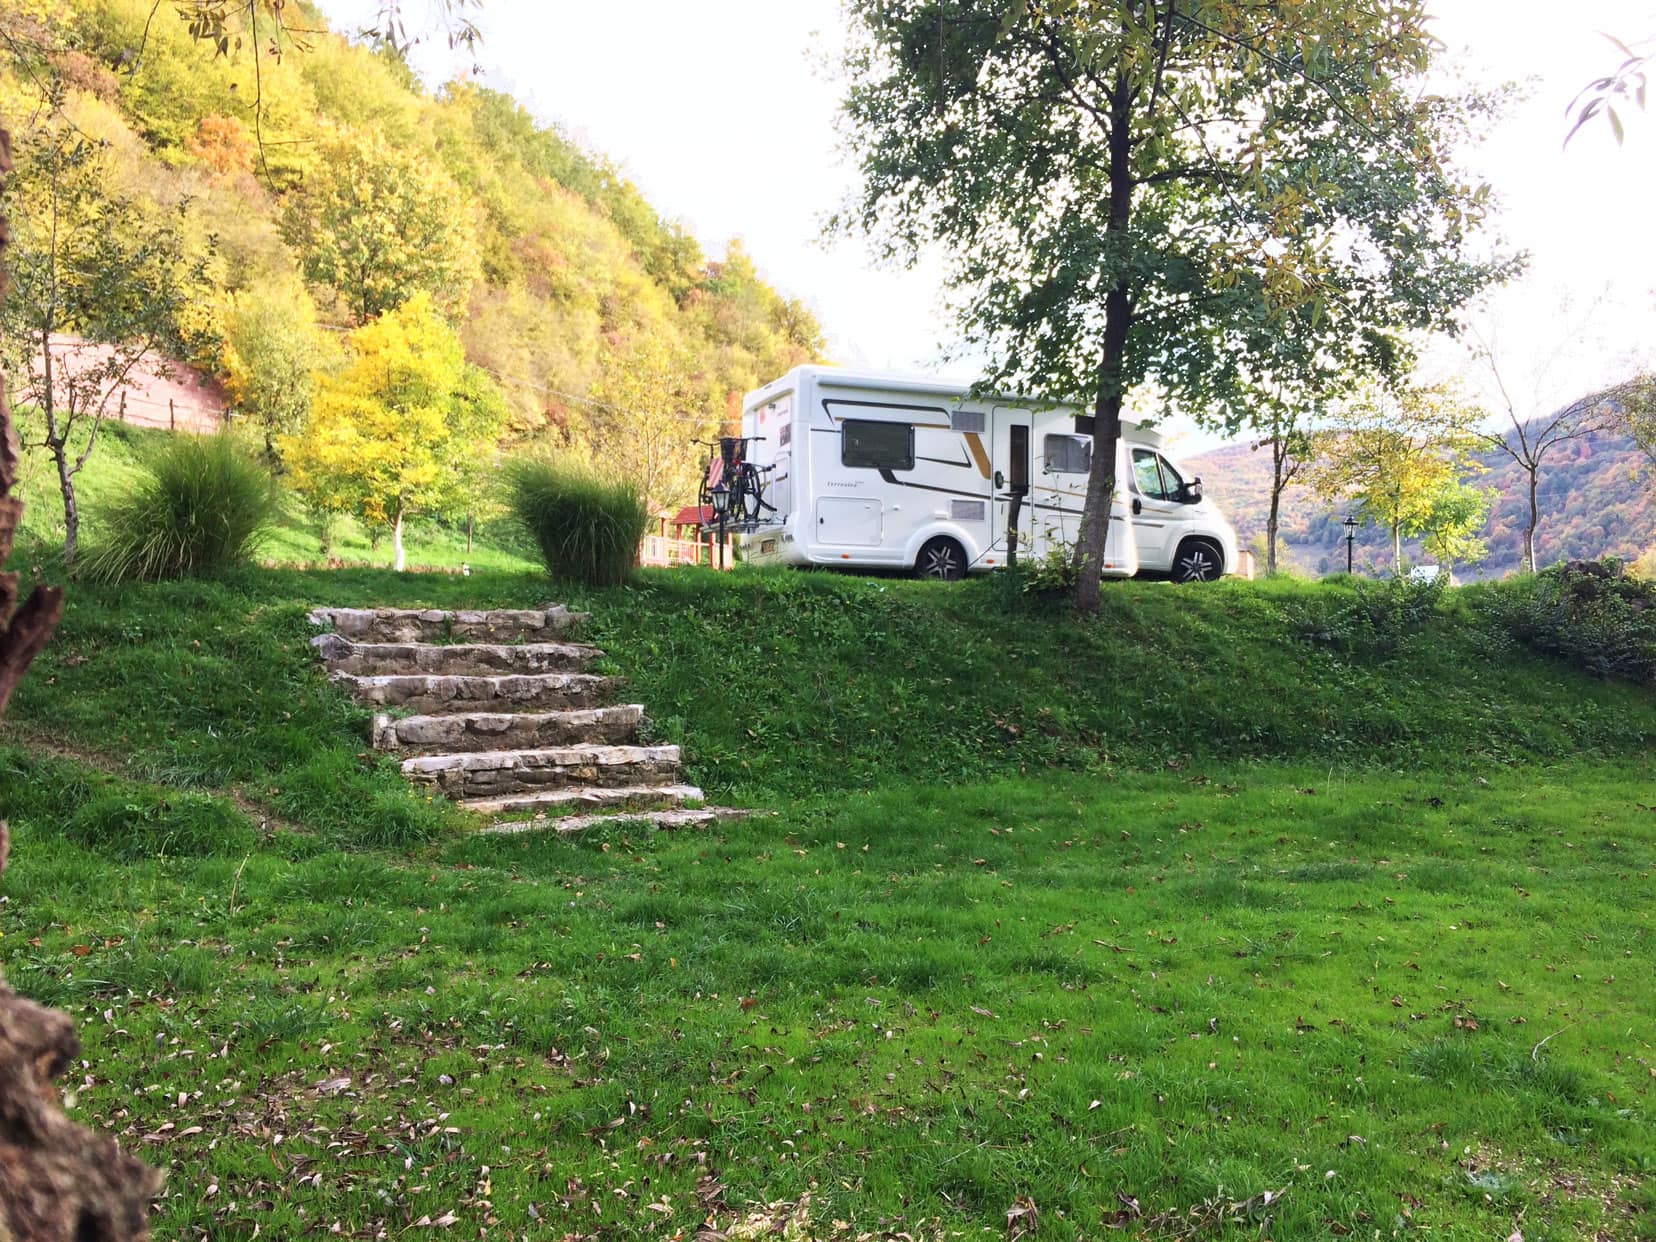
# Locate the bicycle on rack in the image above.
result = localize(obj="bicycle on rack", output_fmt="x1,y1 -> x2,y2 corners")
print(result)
696,436 -> 776,528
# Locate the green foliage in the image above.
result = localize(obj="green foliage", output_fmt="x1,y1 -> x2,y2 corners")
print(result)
80,433 -> 278,582
281,129 -> 480,323
1293,573 -> 1447,657
0,102 -> 214,562
1013,543 -> 1079,597
1306,382 -> 1490,572
8,0 -> 828,519
1419,477 -> 1494,571
1482,559 -> 1656,687
220,279 -> 331,456
1187,419 -> 1655,580
505,459 -> 651,587
836,0 -> 1513,605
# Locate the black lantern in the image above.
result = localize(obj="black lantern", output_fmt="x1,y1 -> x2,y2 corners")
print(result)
1342,514 -> 1358,575
710,482 -> 730,519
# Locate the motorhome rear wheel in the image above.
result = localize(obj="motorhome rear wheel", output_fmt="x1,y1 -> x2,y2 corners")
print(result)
916,536 -> 967,581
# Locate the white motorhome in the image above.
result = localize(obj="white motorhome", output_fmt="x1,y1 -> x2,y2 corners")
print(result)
733,366 -> 1238,582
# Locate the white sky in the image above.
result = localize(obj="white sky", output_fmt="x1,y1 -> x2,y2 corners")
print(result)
321,0 -> 1656,448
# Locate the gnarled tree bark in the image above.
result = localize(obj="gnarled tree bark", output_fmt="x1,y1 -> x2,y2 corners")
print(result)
0,117 -> 160,1241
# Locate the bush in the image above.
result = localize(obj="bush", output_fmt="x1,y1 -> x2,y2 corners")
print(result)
1485,560 -> 1656,687
1293,574 -> 1446,656
83,434 -> 278,582
505,458 -> 650,587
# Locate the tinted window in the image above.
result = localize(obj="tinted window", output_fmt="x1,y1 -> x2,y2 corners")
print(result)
1157,454 -> 1185,492
842,419 -> 914,470
1044,434 -> 1091,474
1132,448 -> 1168,498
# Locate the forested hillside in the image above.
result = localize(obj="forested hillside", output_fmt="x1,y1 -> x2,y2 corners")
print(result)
1190,423 -> 1654,578
0,0 -> 823,509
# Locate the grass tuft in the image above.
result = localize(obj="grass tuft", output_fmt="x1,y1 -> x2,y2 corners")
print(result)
64,788 -> 257,861
81,434 -> 278,582
505,457 -> 651,587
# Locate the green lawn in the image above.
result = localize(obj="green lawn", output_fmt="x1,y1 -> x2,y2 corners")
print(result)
0,565 -> 1653,1238
2,762 -> 1652,1239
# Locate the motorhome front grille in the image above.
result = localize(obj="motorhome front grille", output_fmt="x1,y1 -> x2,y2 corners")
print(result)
950,499 -> 987,522
950,410 -> 986,434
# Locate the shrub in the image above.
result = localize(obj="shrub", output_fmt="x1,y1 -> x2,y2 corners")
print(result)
1293,574 -> 1446,656
83,434 -> 278,582
505,458 -> 650,587
1485,560 -> 1656,687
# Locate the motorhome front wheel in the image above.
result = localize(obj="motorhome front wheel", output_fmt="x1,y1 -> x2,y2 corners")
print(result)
1173,538 -> 1224,583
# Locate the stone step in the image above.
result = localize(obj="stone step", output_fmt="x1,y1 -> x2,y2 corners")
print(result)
313,633 -> 603,677
483,806 -> 759,835
371,705 -> 645,753
403,744 -> 682,798
330,671 -> 615,715
309,605 -> 588,644
460,783 -> 706,818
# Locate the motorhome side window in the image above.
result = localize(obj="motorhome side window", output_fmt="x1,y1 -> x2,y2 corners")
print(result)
841,419 -> 914,471
1043,434 -> 1091,474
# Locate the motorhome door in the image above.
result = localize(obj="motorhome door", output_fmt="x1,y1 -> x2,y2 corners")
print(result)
1129,446 -> 1187,571
1035,428 -> 1092,551
990,408 -> 1032,562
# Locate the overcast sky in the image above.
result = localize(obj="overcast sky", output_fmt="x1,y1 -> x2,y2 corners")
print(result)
321,0 -> 1656,447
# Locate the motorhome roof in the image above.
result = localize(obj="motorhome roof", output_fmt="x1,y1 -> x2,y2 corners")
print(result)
749,365 -> 1163,446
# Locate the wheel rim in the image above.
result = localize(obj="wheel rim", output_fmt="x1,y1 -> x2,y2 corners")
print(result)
1176,546 -> 1217,582
922,543 -> 961,578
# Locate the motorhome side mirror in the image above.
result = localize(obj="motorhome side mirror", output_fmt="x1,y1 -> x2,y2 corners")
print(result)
1180,478 -> 1204,504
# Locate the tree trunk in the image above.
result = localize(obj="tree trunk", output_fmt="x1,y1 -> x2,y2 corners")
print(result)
1393,522 -> 1403,574
1266,478 -> 1283,577
392,503 -> 406,573
53,445 -> 78,568
0,115 -> 161,1239
1524,468 -> 1539,574
1071,72 -> 1135,614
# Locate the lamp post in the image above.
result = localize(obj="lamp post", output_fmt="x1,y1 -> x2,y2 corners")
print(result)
710,482 -> 730,570
1343,514 -> 1358,575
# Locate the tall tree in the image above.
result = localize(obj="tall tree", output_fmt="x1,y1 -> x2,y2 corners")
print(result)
281,129 -> 479,324
837,0 -> 1512,609
0,112 -> 204,566
1603,374 -> 1656,470
1466,318 -> 1608,574
1417,476 -> 1492,577
0,103 -> 161,1242
587,334 -> 720,507
220,278 -> 332,460
281,293 -> 507,571
1306,382 -> 1486,573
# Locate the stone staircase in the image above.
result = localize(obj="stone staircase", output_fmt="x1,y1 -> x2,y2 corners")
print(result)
309,606 -> 730,831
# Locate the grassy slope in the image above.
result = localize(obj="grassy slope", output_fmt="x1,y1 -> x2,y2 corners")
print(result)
1,565 -> 1654,1237
8,414 -> 541,576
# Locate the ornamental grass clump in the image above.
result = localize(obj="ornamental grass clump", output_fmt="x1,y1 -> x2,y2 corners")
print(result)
83,434 -> 278,582
506,459 -> 650,587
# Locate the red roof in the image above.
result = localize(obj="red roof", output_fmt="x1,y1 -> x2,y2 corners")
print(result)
671,505 -> 715,527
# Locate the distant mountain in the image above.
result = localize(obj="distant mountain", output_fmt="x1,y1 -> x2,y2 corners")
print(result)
1186,425 -> 1654,578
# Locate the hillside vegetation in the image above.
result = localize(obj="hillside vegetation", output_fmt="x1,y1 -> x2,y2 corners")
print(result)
0,0 -> 822,511
1190,424 -> 1654,578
